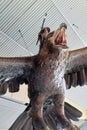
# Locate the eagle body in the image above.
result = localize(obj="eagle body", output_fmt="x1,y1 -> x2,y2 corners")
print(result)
24,47 -> 70,130
30,49 -> 68,98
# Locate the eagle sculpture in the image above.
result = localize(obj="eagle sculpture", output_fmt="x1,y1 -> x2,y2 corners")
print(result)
0,23 -> 87,130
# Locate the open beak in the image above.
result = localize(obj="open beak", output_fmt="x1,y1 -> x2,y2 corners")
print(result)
53,29 -> 68,49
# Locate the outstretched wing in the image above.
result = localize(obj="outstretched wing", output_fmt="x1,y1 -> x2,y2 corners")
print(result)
0,56 -> 36,95
65,47 -> 87,89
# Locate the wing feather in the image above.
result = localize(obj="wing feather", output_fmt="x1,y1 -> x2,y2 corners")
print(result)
65,47 -> 87,89
0,56 -> 35,95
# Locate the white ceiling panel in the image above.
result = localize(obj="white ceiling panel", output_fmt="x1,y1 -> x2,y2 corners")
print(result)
0,96 -> 26,129
0,0 -> 87,56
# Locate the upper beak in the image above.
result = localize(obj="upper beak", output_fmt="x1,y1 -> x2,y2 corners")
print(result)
53,29 -> 68,49
55,30 -> 67,45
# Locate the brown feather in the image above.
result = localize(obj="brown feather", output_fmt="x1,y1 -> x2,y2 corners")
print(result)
69,47 -> 87,57
71,72 -> 78,87
65,48 -> 87,88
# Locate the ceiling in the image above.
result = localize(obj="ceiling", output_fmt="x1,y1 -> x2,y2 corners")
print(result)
0,96 -> 26,129
0,0 -> 87,57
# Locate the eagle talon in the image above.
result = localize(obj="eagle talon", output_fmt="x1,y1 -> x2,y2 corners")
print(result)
33,118 -> 48,130
57,115 -> 70,128
66,124 -> 80,130
42,126 -> 51,130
